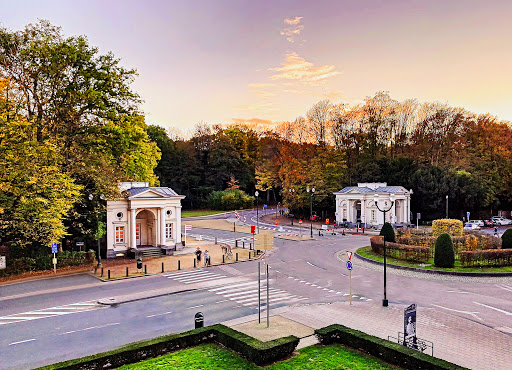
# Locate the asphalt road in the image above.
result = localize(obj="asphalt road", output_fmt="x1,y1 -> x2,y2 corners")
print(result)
1,212 -> 511,368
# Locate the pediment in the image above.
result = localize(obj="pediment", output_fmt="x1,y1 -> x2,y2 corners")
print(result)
130,189 -> 168,199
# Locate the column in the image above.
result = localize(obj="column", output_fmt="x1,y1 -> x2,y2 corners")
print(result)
130,208 -> 136,249
176,206 -> 182,243
160,207 -> 166,247
360,197 -> 365,225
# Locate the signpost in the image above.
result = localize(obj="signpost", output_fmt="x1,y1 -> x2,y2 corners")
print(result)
466,211 -> 470,222
299,219 -> 302,237
184,224 -> 192,246
416,213 -> 421,229
51,242 -> 58,274
346,260 -> 353,305
0,256 -> 6,270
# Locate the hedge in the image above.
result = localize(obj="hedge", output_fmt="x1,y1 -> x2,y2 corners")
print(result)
459,249 -> 512,267
432,219 -> 463,237
370,236 -> 430,263
315,324 -> 467,370
36,324 -> 299,369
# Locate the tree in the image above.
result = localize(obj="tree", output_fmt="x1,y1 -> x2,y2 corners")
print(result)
379,222 -> 396,243
434,233 -> 455,268
501,229 -> 512,249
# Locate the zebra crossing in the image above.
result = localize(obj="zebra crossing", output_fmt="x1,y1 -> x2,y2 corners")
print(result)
188,234 -> 255,246
163,269 -> 229,284
208,280 -> 307,308
0,301 -> 103,326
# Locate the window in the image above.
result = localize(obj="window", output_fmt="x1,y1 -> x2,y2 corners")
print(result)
165,223 -> 173,240
343,209 -> 347,220
115,226 -> 125,243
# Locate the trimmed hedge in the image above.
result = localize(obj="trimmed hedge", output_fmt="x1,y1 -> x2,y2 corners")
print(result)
432,219 -> 463,237
370,236 -> 430,263
459,249 -> 512,267
379,222 -> 396,243
36,324 -> 299,369
502,229 -> 512,249
434,233 -> 455,268
315,324 -> 467,370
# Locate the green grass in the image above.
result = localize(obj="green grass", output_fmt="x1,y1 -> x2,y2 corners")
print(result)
357,246 -> 512,273
181,210 -> 226,217
118,343 -> 395,369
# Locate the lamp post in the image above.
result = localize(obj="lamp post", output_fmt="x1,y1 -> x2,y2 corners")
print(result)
255,191 -> 259,234
288,188 -> 295,225
374,193 -> 395,307
89,194 -> 103,268
445,195 -> 449,219
306,187 -> 315,238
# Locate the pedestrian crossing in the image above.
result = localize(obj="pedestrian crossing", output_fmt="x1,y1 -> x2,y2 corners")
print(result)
0,301 -> 103,326
208,280 -> 307,308
163,269 -> 229,284
188,234 -> 256,246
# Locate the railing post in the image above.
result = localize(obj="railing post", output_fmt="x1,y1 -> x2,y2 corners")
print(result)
108,269 -> 110,279
236,253 -> 238,261
178,260 -> 181,270
126,267 -> 128,277
162,262 -> 164,273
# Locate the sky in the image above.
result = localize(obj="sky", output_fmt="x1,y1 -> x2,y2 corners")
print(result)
2,0 -> 512,132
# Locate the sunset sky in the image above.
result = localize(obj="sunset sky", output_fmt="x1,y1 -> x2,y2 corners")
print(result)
2,0 -> 512,132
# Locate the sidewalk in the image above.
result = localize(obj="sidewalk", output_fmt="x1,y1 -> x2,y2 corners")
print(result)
223,301 -> 512,370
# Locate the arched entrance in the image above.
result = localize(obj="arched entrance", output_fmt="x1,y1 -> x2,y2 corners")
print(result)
353,201 -> 362,223
136,209 -> 157,247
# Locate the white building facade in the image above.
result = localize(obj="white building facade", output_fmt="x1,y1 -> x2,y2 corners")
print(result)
333,183 -> 412,226
106,182 -> 185,258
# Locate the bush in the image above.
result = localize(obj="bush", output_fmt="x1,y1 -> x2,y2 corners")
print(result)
207,189 -> 254,210
502,229 -> 512,249
379,222 -> 396,242
432,219 -> 463,237
434,233 -> 455,268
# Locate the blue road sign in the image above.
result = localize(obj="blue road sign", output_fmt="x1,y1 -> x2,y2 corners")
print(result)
263,204 -> 268,209
346,261 -> 353,271
51,243 -> 58,254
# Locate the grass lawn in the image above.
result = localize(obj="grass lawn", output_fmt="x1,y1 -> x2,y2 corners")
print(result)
118,343 -> 396,369
182,210 -> 226,217
357,246 -> 512,273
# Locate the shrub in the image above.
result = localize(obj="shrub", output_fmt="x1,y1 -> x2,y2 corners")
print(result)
432,219 -> 463,237
379,222 -> 396,242
434,233 -> 455,267
502,229 -> 512,249
459,249 -> 512,267
207,189 -> 255,210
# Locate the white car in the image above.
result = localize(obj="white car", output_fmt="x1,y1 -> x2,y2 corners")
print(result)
464,223 -> 480,230
491,216 -> 512,226
467,220 -> 484,227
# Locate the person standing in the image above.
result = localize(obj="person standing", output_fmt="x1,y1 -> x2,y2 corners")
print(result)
203,250 -> 210,267
195,247 -> 202,267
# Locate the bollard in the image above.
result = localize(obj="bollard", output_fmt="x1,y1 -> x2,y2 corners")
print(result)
222,254 -> 225,264
178,260 -> 181,270
235,240 -> 238,248
249,252 -> 251,259
194,258 -> 196,268
108,269 -> 110,279
126,267 -> 129,277
236,252 -> 238,261
162,262 -> 164,273
144,264 -> 147,274
101,267 -> 104,277
215,237 -> 217,244
243,241 -> 245,249
195,312 -> 204,329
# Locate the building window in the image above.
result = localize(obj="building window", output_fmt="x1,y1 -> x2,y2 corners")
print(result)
343,209 -> 347,220
372,210 -> 376,222
165,223 -> 173,240
115,226 -> 125,243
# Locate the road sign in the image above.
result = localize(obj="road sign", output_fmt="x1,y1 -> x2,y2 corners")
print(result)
416,213 -> 421,220
275,219 -> 279,225
263,204 -> 267,209
346,261 -> 353,271
346,251 -> 353,260
51,243 -> 58,254
466,211 -> 470,220
0,256 -> 5,270
234,211 -> 239,218
251,225 -> 256,234
185,224 -> 192,231
326,218 -> 329,224
299,219 -> 302,225
52,257 -> 57,265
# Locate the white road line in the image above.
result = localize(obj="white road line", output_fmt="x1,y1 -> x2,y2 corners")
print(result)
214,300 -> 230,304
223,289 -> 278,298
432,304 -> 482,320
60,322 -> 120,335
146,311 -> 173,318
176,275 -> 227,284
163,270 -> 209,277
474,302 -> 512,316
209,282 -> 257,293
496,284 -> 512,293
177,274 -> 224,282
186,304 -> 204,310
9,338 -> 36,346
445,290 -> 469,294
237,292 -> 293,304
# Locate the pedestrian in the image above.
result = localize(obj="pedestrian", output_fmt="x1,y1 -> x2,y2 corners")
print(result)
494,227 -> 498,237
204,250 -> 209,267
195,247 -> 201,267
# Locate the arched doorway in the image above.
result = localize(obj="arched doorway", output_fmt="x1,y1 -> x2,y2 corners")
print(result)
136,210 -> 157,247
353,201 -> 362,223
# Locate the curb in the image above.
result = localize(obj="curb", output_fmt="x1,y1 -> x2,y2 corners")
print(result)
354,251 -> 512,277
97,287 -> 198,306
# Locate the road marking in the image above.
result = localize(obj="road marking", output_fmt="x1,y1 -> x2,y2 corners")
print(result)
9,338 -> 36,346
60,322 -> 120,335
214,300 -> 230,304
474,302 -> 512,316
496,284 -> 512,293
209,281 -> 255,292
146,311 -> 172,318
187,304 -> 204,310
432,304 -> 482,320
445,290 -> 469,294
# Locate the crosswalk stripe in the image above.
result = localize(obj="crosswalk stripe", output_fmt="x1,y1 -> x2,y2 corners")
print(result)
224,288 -> 281,298
163,270 -> 210,277
209,281 -> 257,292
176,273 -> 223,282
176,275 -> 227,284
237,292 -> 292,304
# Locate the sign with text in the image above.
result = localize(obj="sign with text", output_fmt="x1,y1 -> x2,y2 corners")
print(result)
0,256 -> 6,270
51,243 -> 58,254
251,225 -> 256,234
326,218 -> 329,224
275,219 -> 279,225
403,304 -> 417,348
254,233 -> 274,250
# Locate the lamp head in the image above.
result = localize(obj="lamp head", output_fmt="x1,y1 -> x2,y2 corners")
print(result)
255,191 -> 259,197
306,187 -> 310,193
390,193 -> 395,202
312,188 -> 315,193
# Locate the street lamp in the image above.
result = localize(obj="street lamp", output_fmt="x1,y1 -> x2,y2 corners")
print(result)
289,188 -> 295,225
306,187 -> 315,238
374,193 -> 395,307
255,191 -> 259,234
445,195 -> 449,219
89,194 -> 103,268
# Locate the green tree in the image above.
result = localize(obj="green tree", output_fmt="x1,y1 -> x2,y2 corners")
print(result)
379,222 -> 396,243
434,233 -> 455,268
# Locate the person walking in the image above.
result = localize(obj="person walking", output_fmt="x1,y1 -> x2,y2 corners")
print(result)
203,250 -> 210,267
195,247 -> 202,267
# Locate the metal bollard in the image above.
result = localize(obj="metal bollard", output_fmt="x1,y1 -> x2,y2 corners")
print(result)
222,254 -> 225,263
194,258 -> 196,268
249,252 -> 251,259
215,237 -> 217,244
243,241 -> 245,249
236,252 -> 238,261
108,269 -> 110,279
101,267 -> 104,277
178,260 -> 181,270
162,262 -> 164,273
235,240 -> 238,248
144,264 -> 147,274
126,267 -> 128,277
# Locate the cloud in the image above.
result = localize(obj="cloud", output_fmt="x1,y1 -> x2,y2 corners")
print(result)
269,52 -> 340,83
231,118 -> 276,126
280,16 -> 304,43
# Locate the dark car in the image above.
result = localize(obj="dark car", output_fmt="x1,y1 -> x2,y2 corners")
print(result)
483,220 -> 494,227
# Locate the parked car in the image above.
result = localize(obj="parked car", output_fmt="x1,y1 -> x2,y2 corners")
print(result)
467,220 -> 484,227
490,216 -> 512,226
482,220 -> 494,227
464,222 -> 480,230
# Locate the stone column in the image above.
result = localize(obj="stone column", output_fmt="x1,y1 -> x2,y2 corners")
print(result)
130,208 -> 136,249
176,206 -> 182,244
160,207 -> 166,247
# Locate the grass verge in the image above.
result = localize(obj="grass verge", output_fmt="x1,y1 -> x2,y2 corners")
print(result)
182,210 -> 226,217
357,246 -> 512,273
118,343 -> 395,369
